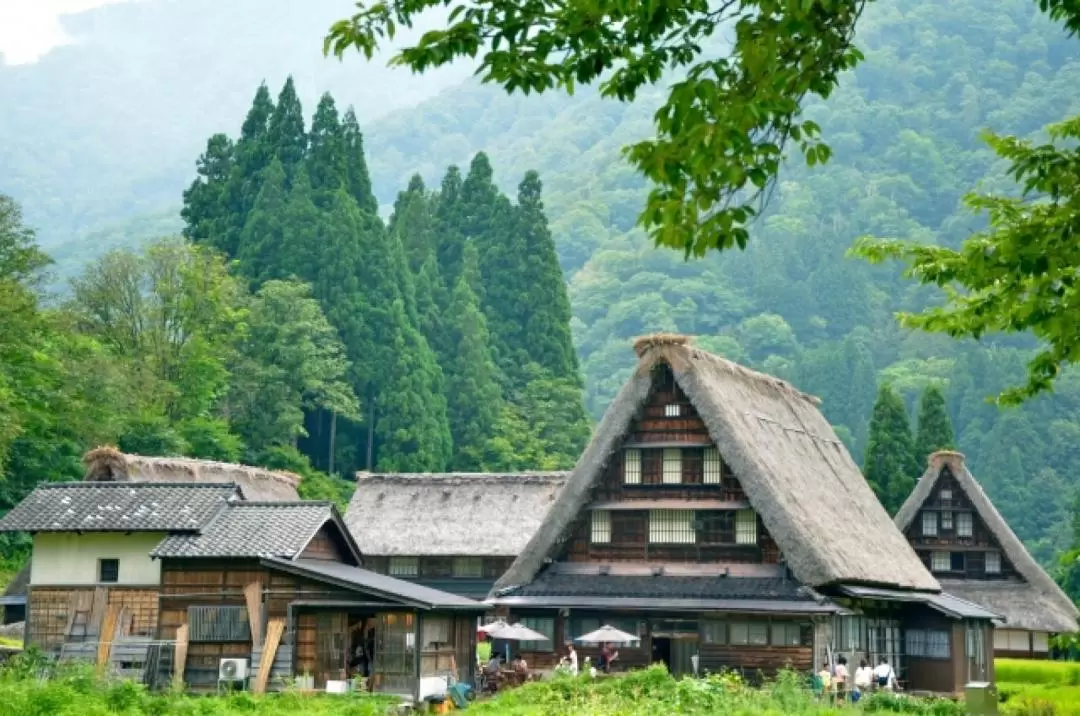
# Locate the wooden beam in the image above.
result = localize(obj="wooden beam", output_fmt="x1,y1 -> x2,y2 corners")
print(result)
173,624 -> 189,689
244,581 -> 264,646
96,603 -> 121,670
253,618 -> 285,694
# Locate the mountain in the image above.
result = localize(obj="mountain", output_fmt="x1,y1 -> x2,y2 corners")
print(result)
4,0 -> 1080,565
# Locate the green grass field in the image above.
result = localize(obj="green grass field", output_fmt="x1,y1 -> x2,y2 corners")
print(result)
997,659 -> 1080,715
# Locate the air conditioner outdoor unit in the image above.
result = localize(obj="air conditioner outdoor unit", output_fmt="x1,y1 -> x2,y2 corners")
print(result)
219,657 -> 249,682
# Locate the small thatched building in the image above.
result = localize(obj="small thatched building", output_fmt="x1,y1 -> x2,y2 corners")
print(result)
896,451 -> 1079,658
346,472 -> 568,598
488,335 -> 996,694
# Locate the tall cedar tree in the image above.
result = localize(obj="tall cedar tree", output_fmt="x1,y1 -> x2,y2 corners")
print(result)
391,174 -> 436,273
181,133 -> 234,252
444,241 -> 504,470
863,384 -> 920,515
515,171 -> 580,385
341,108 -> 378,215
433,165 -> 465,288
307,93 -> 348,197
266,76 -> 307,183
914,385 -> 955,469
375,299 -> 453,471
237,158 -> 288,283
413,253 -> 449,366
225,83 -> 276,253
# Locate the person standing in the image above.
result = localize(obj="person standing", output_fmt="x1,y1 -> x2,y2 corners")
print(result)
567,644 -> 579,674
598,642 -> 619,673
853,659 -> 873,702
874,657 -> 897,690
833,656 -> 849,701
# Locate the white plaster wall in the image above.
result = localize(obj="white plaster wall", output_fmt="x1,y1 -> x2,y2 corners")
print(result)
30,532 -> 164,586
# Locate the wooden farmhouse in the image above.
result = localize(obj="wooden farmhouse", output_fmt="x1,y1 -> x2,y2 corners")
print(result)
0,479 -> 483,700
346,472 -> 567,599
489,335 -> 997,695
896,451 -> 1079,659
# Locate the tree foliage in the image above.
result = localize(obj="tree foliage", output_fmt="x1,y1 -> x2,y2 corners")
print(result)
863,384 -> 919,515
914,386 -> 954,469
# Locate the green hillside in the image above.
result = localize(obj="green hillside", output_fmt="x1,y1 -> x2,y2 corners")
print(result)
3,0 -> 1080,565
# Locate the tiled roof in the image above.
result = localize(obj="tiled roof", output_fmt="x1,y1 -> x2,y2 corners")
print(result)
0,482 -> 238,533
505,571 -> 817,601
151,502 -> 337,559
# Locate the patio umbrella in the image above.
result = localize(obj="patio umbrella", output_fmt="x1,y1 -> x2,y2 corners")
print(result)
575,625 -> 639,645
486,622 -> 550,641
478,619 -> 509,634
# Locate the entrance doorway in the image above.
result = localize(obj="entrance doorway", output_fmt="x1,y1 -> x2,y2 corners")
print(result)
651,637 -> 672,671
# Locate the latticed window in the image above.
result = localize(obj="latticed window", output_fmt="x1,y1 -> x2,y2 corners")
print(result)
985,551 -> 1001,574
649,509 -> 696,544
623,449 -> 642,484
662,448 -> 682,484
591,510 -> 612,543
770,623 -> 803,647
389,556 -> 419,577
729,623 -> 768,646
957,512 -> 973,537
703,448 -> 722,484
735,509 -> 757,545
519,617 -> 554,652
188,606 -> 251,642
907,627 -> 953,658
940,489 -> 952,501
931,551 -> 949,572
698,511 -> 735,544
922,511 -> 938,536
665,404 -> 681,417
452,557 -> 482,578
702,620 -> 727,644
941,511 -> 953,530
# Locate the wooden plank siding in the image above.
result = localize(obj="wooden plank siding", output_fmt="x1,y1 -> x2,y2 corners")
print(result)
26,586 -> 159,654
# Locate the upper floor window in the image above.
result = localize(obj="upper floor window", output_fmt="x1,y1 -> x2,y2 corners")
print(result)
703,448 -> 722,484
388,556 -> 419,577
662,448 -> 682,484
623,449 -> 642,484
941,511 -> 953,530
931,551 -> 950,572
649,509 -> 696,544
735,509 -> 758,545
940,489 -> 953,501
985,551 -> 1001,574
591,510 -> 612,544
664,404 -> 681,417
922,511 -> 938,537
98,558 -> 119,584
957,512 -> 973,537
452,557 -> 483,578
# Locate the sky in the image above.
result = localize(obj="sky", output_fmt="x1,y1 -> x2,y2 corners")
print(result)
0,0 -> 135,64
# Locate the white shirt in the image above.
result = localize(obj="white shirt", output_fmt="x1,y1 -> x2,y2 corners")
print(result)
568,649 -> 578,674
834,663 -> 849,683
873,663 -> 895,687
854,666 -> 874,688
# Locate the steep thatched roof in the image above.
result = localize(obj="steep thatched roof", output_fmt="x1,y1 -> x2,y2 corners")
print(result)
896,451 -> 1079,633
494,334 -> 939,594
82,446 -> 300,502
346,472 -> 568,556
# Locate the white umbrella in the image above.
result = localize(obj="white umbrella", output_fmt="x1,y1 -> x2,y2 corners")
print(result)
478,619 -> 509,634
575,625 -> 638,645
487,622 -> 550,641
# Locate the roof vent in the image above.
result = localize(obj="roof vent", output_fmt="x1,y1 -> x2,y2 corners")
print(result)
651,565 -> 664,577
633,333 -> 691,357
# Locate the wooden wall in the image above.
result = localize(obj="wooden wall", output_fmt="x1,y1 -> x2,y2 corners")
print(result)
299,525 -> 357,564
26,586 -> 158,653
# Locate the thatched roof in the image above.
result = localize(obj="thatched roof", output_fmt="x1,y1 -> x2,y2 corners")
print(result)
345,472 -> 568,556
494,334 -> 939,594
82,446 -> 300,502
896,451 -> 1079,633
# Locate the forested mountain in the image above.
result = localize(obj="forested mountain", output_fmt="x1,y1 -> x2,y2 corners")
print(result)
3,0 -> 1080,567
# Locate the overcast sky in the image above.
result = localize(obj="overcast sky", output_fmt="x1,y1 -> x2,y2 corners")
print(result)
0,0 -> 135,64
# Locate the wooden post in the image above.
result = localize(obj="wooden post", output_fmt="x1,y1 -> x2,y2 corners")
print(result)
253,618 -> 285,694
244,581 -> 263,646
96,603 -> 121,670
173,624 -> 189,689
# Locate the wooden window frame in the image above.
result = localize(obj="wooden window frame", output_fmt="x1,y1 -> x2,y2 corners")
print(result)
518,617 -> 555,652
661,448 -> 682,484
985,551 -> 1001,575
591,510 -> 612,544
623,449 -> 642,484
735,509 -> 757,545
956,512 -> 973,538
98,558 -> 119,584
664,404 -> 681,417
388,556 -> 419,577
703,447 -> 722,484
922,511 -> 938,537
930,551 -> 949,572
452,556 -> 483,578
648,509 -> 696,544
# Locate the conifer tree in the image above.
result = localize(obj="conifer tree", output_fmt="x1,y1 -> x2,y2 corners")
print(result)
341,108 -> 378,216
515,171 -> 580,383
375,299 -> 452,471
307,93 -> 348,197
181,133 -> 235,253
413,253 -> 448,365
444,241 -> 504,470
390,174 -> 436,273
863,384 -> 920,514
237,158 -> 288,283
221,82 -> 276,258
914,385 -> 955,469
266,77 -> 307,182
433,165 -> 464,286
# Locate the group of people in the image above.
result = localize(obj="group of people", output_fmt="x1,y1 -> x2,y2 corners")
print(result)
816,656 -> 897,702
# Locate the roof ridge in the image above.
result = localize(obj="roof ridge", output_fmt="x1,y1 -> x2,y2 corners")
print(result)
229,500 -> 334,507
38,481 -> 240,489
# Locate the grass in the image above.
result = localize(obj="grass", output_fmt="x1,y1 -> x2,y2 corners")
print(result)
996,659 -> 1080,715
998,660 -> 1080,687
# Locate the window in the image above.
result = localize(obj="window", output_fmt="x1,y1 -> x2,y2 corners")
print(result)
702,620 -> 727,645
730,622 -> 768,646
665,404 -> 681,417
941,511 -> 953,530
985,551 -> 1001,574
452,557 -> 482,578
422,616 -> 451,648
931,551 -> 950,572
950,552 -> 965,572
735,509 -> 757,545
770,623 -> 803,647
1033,632 -> 1050,653
388,556 -> 419,577
906,629 -> 950,658
703,447 -> 722,484
623,449 -> 642,484
957,512 -> 973,537
649,509 -> 696,543
922,511 -> 938,536
591,510 -> 612,544
518,617 -> 554,652
98,558 -> 119,583
662,448 -> 682,483
698,511 -> 735,544
940,489 -> 952,501
188,605 -> 251,642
